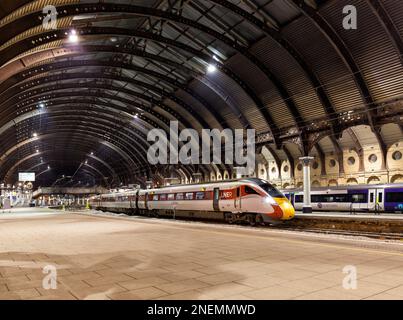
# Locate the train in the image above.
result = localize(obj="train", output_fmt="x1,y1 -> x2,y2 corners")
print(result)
283,183 -> 403,213
89,178 -> 295,224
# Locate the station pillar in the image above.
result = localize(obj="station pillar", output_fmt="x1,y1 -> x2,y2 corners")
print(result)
299,156 -> 314,213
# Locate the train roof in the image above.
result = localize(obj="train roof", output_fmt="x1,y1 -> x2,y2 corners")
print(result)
141,178 -> 278,192
145,178 -> 274,191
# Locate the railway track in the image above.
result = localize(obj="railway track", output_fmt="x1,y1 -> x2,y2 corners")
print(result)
269,226 -> 403,241
88,209 -> 403,241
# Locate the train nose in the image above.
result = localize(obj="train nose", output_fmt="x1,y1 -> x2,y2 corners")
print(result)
274,198 -> 295,220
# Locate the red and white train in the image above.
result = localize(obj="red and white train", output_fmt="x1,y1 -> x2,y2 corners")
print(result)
89,178 -> 295,224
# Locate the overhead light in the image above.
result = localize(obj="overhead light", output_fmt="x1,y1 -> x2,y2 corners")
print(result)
36,149 -> 39,153
91,152 -> 94,155
48,166 -> 51,170
134,114 -> 139,119
33,132 -> 38,137
207,64 -> 217,74
38,103 -> 45,109
68,29 -> 79,43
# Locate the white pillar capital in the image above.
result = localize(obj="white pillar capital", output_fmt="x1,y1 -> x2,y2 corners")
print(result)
299,156 -> 315,166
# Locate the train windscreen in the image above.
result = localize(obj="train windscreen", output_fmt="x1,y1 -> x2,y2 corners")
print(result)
252,179 -> 285,198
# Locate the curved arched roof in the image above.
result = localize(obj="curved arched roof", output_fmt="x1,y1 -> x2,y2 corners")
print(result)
0,0 -> 402,187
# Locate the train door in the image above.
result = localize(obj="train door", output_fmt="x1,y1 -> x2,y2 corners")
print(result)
213,188 -> 220,211
234,187 -> 241,210
135,190 -> 139,210
376,189 -> 384,211
368,189 -> 376,211
288,193 -> 295,206
144,192 -> 149,210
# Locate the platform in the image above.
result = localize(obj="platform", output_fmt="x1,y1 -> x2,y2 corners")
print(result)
0,208 -> 402,300
296,212 -> 403,220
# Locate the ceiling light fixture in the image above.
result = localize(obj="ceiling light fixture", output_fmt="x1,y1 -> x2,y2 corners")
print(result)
68,29 -> 79,43
207,64 -> 217,74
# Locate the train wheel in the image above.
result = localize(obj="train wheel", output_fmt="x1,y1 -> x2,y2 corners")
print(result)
246,214 -> 256,226
225,213 -> 234,224
255,214 -> 264,226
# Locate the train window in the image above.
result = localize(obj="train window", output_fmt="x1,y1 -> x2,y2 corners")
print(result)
385,192 -> 403,203
244,186 -> 258,195
378,193 -> 383,203
351,193 -> 367,203
334,195 -> 348,202
167,194 -> 175,200
160,194 -> 167,201
196,192 -> 205,200
152,195 -> 159,201
312,195 -> 327,202
257,182 -> 285,198
370,193 -> 374,203
176,193 -> 184,200
185,193 -> 193,200
295,195 -> 303,203
311,194 -> 349,203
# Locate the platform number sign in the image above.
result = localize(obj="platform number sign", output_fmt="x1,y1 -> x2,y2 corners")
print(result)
19,172 -> 35,182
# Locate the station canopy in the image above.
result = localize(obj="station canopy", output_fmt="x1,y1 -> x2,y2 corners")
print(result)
0,0 -> 402,188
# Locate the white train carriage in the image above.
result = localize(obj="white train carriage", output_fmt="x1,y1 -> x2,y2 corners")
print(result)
91,191 -> 137,214
284,184 -> 403,213
90,178 -> 295,224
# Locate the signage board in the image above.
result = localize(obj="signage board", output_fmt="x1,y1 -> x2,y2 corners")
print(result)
19,172 -> 36,182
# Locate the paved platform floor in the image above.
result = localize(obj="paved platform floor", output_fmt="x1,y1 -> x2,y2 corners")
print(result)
0,209 -> 402,300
